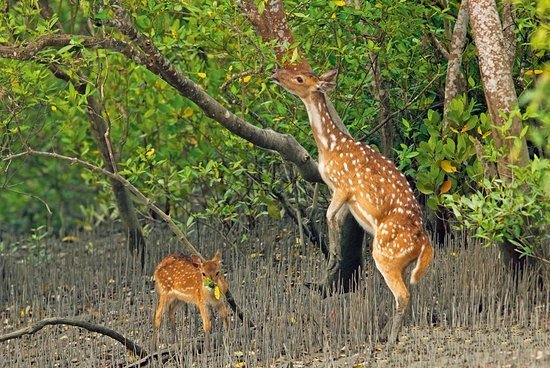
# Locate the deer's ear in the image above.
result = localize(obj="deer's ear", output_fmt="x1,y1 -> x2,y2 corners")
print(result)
317,81 -> 336,93
191,255 -> 202,267
320,69 -> 338,83
213,250 -> 222,262
317,69 -> 338,93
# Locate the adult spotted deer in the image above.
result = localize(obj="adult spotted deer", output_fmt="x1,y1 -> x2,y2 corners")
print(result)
272,68 -> 433,343
153,250 -> 229,348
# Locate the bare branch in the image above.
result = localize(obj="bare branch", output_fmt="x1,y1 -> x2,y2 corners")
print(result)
4,149 -> 199,255
429,32 -> 450,60
501,1 -> 516,69
0,316 -> 147,358
101,1 -> 323,182
0,34 -> 123,61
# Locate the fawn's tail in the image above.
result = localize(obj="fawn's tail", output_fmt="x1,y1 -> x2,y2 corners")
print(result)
410,239 -> 433,284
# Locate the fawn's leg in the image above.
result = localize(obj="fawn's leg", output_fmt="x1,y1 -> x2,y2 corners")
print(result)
219,302 -> 229,331
198,303 -> 212,351
167,300 -> 180,341
153,293 -> 170,346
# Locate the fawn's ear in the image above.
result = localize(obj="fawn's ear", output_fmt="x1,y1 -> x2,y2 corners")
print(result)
191,255 -> 202,267
316,69 -> 337,93
213,250 -> 222,262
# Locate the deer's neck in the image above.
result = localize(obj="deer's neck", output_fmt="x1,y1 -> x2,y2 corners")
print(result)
302,93 -> 349,156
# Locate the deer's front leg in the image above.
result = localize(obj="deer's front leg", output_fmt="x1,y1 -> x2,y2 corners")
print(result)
326,190 -> 350,249
326,190 -> 349,225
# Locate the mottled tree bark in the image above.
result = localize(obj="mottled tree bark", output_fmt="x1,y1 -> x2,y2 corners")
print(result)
434,0 -> 471,245
442,0 -> 469,131
501,2 -> 517,70
238,0 -> 311,71
468,0 -> 529,180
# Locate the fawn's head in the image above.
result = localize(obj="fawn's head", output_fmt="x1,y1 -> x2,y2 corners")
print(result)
271,69 -> 337,99
196,250 -> 224,290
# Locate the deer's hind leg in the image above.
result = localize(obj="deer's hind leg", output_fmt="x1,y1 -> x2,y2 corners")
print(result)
372,223 -> 419,343
167,299 -> 182,340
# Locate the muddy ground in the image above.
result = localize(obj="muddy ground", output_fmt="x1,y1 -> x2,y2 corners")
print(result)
0,220 -> 548,367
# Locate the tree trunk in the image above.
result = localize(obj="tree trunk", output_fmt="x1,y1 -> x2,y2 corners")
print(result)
468,0 -> 529,179
87,97 -> 146,266
37,0 -> 146,266
442,0 -> 469,132
468,0 -> 530,268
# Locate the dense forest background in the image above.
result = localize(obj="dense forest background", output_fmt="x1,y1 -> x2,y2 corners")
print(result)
0,1 -> 549,366
0,0 -> 548,266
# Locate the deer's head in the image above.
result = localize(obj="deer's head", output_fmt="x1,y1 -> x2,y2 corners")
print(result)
271,69 -> 338,99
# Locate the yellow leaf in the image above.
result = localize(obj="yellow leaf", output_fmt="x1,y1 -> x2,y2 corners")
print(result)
242,75 -> 251,83
146,148 -> 155,156
460,124 -> 469,133
51,105 -> 57,112
440,160 -> 457,173
62,235 -> 79,242
331,12 -> 336,18
234,362 -> 246,368
214,285 -> 221,300
449,127 -> 459,134
183,107 -> 193,118
198,72 -> 206,78
439,179 -> 452,194
477,126 -> 482,135
482,130 -> 492,139
334,0 -> 346,6
524,69 -> 543,77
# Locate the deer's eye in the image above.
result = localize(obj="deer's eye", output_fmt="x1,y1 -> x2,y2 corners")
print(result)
296,76 -> 304,83
202,272 -> 206,277
216,271 -> 220,276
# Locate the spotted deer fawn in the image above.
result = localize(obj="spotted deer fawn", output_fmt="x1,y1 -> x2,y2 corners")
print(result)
153,250 -> 229,347
272,68 -> 433,343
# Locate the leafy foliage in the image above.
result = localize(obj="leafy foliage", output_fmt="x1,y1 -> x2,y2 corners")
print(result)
443,157 -> 550,258
0,1 -> 548,262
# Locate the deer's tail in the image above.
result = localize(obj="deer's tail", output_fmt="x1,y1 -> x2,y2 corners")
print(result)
410,239 -> 433,284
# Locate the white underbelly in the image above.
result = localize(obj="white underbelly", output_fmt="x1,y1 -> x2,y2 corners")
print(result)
349,205 -> 376,236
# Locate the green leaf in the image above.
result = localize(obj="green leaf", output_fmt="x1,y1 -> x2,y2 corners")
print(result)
416,182 -> 434,195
